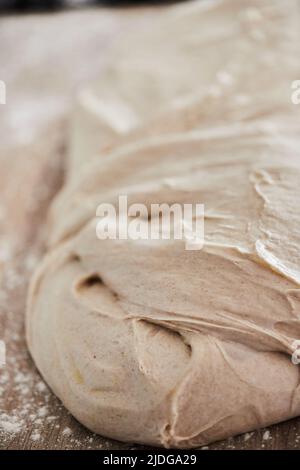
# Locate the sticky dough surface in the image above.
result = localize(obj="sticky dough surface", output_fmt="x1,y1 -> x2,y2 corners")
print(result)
27,0 -> 300,448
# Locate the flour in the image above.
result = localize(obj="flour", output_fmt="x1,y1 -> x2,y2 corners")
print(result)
62,427 -> 72,437
0,413 -> 22,434
263,430 -> 271,441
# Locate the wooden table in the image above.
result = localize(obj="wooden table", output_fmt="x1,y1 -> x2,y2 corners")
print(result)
0,5 -> 299,450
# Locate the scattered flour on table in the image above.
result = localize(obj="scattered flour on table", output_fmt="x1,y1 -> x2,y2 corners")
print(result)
31,430 -> 41,442
0,413 -> 22,434
263,430 -> 271,441
0,370 -> 58,443
62,426 -> 72,437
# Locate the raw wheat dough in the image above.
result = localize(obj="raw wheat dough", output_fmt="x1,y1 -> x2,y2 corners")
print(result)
26,0 -> 300,448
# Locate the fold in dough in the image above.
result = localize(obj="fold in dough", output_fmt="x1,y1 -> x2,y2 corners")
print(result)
27,0 -> 300,447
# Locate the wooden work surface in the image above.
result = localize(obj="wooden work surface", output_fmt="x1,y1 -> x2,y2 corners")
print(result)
0,5 -> 300,451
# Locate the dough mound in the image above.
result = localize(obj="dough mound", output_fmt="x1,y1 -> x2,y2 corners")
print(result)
26,0 -> 300,448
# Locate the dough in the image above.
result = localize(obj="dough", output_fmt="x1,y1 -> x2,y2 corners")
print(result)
26,0 -> 300,448
67,0 -> 299,179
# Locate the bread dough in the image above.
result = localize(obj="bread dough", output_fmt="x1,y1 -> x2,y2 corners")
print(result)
67,0 -> 299,179
26,0 -> 300,448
